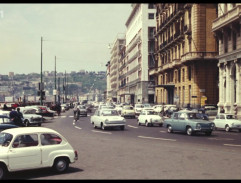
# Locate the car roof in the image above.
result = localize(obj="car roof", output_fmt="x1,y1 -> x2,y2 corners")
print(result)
2,127 -> 59,135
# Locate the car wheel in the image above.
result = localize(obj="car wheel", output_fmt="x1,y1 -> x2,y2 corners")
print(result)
167,125 -> 173,133
225,125 -> 230,132
186,127 -> 193,136
145,121 -> 149,127
0,164 -> 7,180
25,120 -> 30,127
93,122 -> 97,129
101,123 -> 105,130
53,158 -> 69,173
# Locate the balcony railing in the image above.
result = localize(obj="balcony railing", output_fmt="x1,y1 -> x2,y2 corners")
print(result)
212,5 -> 241,32
181,52 -> 218,62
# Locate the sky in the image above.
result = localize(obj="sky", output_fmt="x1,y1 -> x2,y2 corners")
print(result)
0,3 -> 132,75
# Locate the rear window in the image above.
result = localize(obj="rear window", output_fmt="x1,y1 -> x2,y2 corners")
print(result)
41,133 -> 62,145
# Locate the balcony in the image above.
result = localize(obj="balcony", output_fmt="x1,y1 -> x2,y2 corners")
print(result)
212,5 -> 241,32
181,52 -> 218,63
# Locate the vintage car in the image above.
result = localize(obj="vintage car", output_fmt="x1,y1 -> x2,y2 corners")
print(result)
17,107 -> 43,126
0,115 -> 19,132
0,127 -> 78,179
134,104 -> 144,116
77,105 -> 88,117
121,105 -> 135,118
152,105 -> 163,113
163,111 -> 215,136
90,109 -> 126,130
213,113 -> 241,132
137,109 -> 163,127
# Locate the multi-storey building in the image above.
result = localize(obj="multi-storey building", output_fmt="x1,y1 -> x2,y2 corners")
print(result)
212,3 -> 241,117
109,34 -> 125,102
120,3 -> 156,104
150,3 -> 219,108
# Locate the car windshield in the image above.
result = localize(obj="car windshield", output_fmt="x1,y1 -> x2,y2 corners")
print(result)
143,104 -> 151,108
187,113 -> 201,119
101,110 -> 119,116
0,132 -> 13,147
226,115 -> 235,119
135,105 -> 143,108
124,106 -> 133,110
78,106 -> 86,109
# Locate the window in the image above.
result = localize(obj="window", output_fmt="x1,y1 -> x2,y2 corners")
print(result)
13,134 -> 38,148
220,115 -> 225,119
148,4 -> 155,9
41,133 -> 62,145
188,66 -> 192,81
148,13 -> 155,19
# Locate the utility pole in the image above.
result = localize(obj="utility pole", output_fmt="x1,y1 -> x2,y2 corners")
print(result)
54,56 -> 57,104
40,36 -> 43,106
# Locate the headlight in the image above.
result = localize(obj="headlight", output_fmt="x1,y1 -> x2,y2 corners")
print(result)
105,119 -> 109,123
122,119 -> 126,122
231,123 -> 235,127
30,117 -> 33,122
196,123 -> 201,130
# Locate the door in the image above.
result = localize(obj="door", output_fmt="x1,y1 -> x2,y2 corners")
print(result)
8,134 -> 41,171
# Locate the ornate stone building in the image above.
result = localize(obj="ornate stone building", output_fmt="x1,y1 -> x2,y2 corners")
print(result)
212,3 -> 241,117
150,3 -> 219,108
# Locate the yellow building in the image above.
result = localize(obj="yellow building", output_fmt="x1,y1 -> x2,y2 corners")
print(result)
150,3 -> 219,108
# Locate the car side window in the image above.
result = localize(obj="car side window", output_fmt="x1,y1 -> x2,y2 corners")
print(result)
173,113 -> 179,119
12,134 -> 38,148
179,113 -> 185,120
41,133 -> 62,146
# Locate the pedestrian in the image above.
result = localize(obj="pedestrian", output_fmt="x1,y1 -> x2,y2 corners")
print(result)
220,106 -> 225,113
10,108 -> 24,127
234,105 -> 238,118
16,107 -> 24,120
3,103 -> 8,110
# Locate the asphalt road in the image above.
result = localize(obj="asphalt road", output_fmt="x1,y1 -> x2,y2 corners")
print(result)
7,109 -> 241,180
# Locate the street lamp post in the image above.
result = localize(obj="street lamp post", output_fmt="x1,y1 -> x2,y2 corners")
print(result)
40,36 -> 43,106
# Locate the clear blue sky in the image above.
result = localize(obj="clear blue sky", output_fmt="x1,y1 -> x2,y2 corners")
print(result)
0,3 -> 132,75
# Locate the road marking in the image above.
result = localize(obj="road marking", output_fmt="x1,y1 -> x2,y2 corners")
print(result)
74,126 -> 82,130
138,136 -> 176,141
69,115 -> 74,118
160,130 -> 166,133
61,116 -> 66,118
223,144 -> 241,147
208,137 -> 234,141
92,130 -> 112,134
128,125 -> 138,129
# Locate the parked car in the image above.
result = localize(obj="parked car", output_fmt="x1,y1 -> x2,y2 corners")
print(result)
121,105 -> 135,119
201,106 -> 218,116
213,113 -> 241,132
137,109 -> 163,127
142,103 -> 153,110
153,105 -> 163,113
0,115 -> 19,132
17,107 -> 43,127
114,104 -> 123,114
90,109 -> 126,130
77,105 -> 87,117
134,104 -> 144,116
0,127 -> 78,179
163,111 -> 215,136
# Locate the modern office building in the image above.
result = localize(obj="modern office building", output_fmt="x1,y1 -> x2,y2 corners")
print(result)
150,3 -> 219,108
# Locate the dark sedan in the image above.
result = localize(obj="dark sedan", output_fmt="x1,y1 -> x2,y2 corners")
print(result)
0,115 -> 19,131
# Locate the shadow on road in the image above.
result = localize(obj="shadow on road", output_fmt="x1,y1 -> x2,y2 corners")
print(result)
6,167 -> 83,180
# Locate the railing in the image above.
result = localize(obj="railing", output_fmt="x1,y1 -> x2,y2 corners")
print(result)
181,52 -> 218,62
212,5 -> 241,31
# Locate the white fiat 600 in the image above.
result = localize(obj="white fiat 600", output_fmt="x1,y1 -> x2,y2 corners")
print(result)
0,127 -> 78,179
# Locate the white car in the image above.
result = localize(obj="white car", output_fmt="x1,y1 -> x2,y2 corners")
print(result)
0,127 -> 78,179
134,104 -> 144,116
18,107 -> 44,126
213,113 -> 241,132
153,105 -> 163,113
137,109 -> 163,127
90,109 -> 126,130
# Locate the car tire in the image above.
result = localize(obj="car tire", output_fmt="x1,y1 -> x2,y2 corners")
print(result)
186,127 -> 193,136
0,164 -> 7,180
145,121 -> 149,127
93,122 -> 97,129
167,125 -> 173,133
53,157 -> 69,173
225,125 -> 230,132
101,123 -> 105,130
25,120 -> 30,127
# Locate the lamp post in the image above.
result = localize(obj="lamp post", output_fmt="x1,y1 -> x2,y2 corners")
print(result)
40,36 -> 43,105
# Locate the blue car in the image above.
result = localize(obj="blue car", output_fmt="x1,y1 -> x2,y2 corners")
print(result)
163,111 -> 215,136
0,115 -> 19,131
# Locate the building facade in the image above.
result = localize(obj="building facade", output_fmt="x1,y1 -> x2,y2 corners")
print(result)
150,3 -> 219,108
212,3 -> 241,117
120,3 -> 156,104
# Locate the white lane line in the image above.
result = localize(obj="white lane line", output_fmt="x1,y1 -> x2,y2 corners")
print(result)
208,137 -> 234,141
74,126 -> 82,130
224,144 -> 241,147
160,130 -> 166,133
128,125 -> 138,129
61,116 -> 66,118
138,136 -> 176,142
69,115 -> 74,118
92,130 -> 112,135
